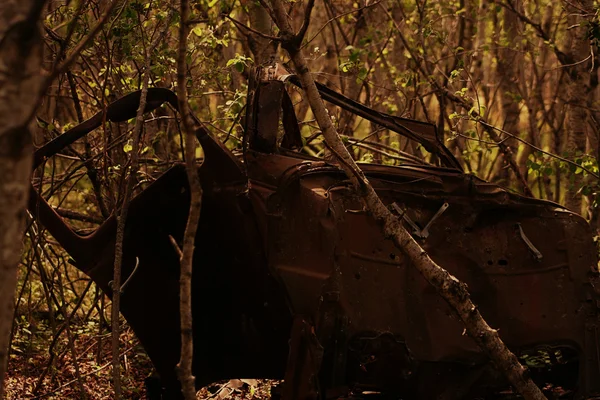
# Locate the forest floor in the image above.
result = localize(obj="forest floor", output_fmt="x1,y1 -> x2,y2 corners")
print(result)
5,306 -> 575,399
5,324 -> 152,399
5,316 -> 276,399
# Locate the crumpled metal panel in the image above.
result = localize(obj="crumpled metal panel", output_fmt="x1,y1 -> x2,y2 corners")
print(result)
247,150 -> 600,398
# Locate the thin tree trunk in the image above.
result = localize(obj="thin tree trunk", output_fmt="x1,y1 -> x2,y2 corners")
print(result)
337,7 -> 367,137
471,0 -> 491,101
110,12 -> 173,398
564,0 -> 592,213
176,0 -> 203,399
0,1 -> 47,397
244,0 -> 278,64
518,3 -> 553,186
493,3 -> 523,188
266,1 -> 546,399
110,51 -> 151,400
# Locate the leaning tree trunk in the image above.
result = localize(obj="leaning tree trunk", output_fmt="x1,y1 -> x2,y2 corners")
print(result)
0,1 -> 46,396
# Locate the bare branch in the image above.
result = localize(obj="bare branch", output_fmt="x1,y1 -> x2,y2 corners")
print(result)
495,0 -> 573,66
43,0 -> 122,89
226,15 -> 281,41
296,0 -> 316,44
168,235 -> 183,259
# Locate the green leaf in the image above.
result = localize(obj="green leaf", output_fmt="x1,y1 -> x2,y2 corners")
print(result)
357,67 -> 368,81
226,53 -> 252,72
191,26 -> 203,37
450,69 -> 462,79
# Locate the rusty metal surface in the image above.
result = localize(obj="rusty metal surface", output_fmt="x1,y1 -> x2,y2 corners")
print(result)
248,149 -> 600,396
28,72 -> 600,399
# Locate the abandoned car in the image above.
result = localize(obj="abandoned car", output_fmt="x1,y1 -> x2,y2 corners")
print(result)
28,68 -> 600,399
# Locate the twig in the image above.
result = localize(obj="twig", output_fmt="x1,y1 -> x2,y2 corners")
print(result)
52,206 -> 103,224
226,15 -> 280,41
296,0 -> 316,44
476,119 -> 600,179
344,139 -> 426,165
43,0 -> 122,90
119,257 -> 140,293
301,0 -> 383,49
169,235 -> 183,259
495,0 -> 573,67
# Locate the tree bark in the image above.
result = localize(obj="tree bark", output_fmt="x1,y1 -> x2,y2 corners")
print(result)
266,1 -> 546,399
243,0 -> 278,64
0,1 -> 47,396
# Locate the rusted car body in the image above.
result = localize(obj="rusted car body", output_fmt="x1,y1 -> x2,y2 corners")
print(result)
28,68 -> 600,399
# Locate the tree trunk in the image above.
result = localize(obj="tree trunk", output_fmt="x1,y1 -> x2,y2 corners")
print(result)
244,0 -> 278,64
471,0 -> 492,103
564,0 -> 592,213
518,3 -> 554,187
176,1 -> 203,399
0,1 -> 46,396
493,3 -> 523,188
